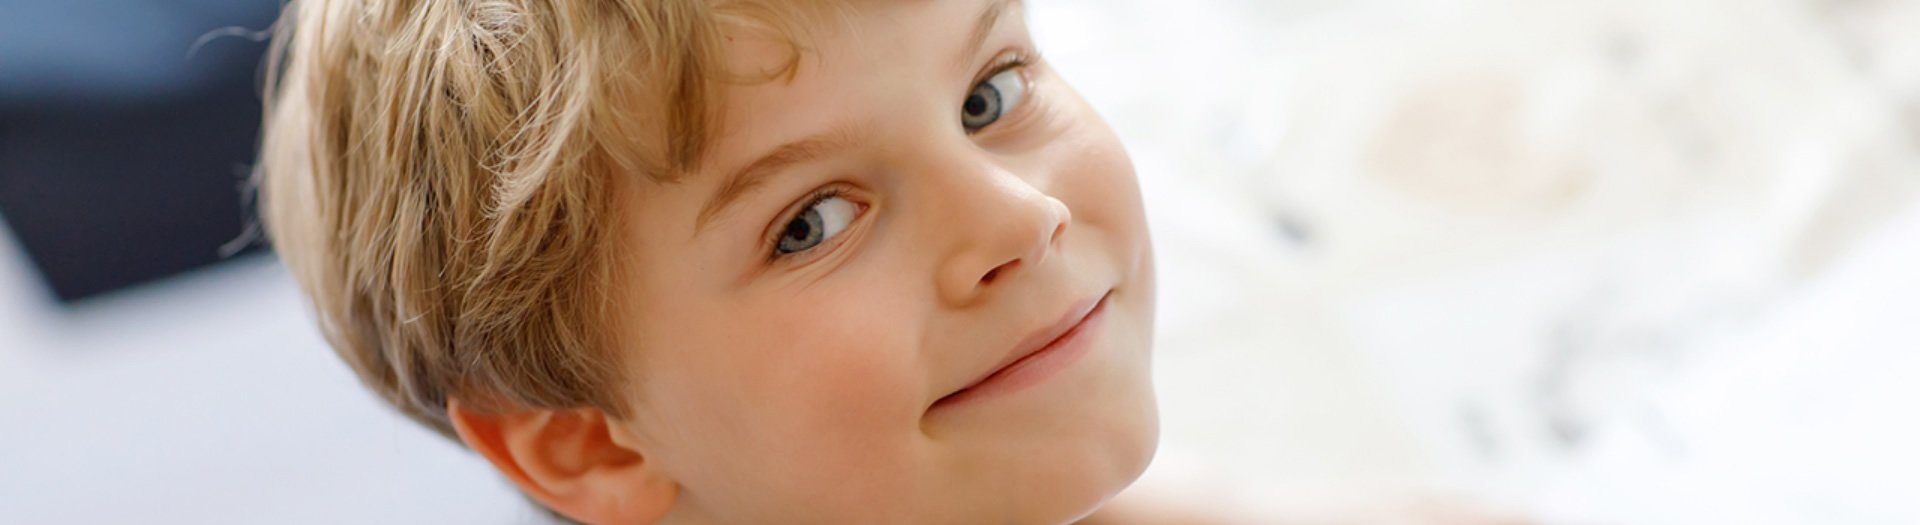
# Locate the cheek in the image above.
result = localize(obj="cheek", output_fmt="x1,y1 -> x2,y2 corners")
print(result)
1043,84 -> 1157,333
616,286 -> 942,520
761,299 -> 927,432
1045,93 -> 1150,257
1072,138 -> 1142,217
634,284 -> 931,476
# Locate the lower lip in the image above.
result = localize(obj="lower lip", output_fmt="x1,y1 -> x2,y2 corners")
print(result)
932,295 -> 1109,409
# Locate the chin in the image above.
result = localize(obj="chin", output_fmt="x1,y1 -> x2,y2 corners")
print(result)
1047,412 -> 1160,525
958,378 -> 1157,524
1059,355 -> 1162,522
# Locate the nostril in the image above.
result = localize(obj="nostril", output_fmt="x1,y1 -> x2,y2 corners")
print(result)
980,260 -> 1018,286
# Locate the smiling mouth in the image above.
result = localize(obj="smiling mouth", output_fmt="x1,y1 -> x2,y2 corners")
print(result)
931,291 -> 1111,410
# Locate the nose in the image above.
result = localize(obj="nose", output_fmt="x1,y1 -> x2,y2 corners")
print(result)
933,166 -> 1071,306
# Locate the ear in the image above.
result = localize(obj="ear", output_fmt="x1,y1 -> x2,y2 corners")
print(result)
448,398 -> 679,525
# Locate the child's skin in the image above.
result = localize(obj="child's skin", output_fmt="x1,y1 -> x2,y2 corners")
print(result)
447,0 -> 1160,523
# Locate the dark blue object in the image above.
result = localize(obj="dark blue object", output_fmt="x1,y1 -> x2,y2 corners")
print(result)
0,1 -> 283,302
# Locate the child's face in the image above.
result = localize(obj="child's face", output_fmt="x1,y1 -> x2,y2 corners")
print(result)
612,0 -> 1156,521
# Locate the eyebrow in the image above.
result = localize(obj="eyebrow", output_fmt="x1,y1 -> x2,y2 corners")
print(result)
958,0 -> 1020,69
695,123 -> 861,232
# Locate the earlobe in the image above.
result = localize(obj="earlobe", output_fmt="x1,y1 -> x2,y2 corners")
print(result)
448,399 -> 679,525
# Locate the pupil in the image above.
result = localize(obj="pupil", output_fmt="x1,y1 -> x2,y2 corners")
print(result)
785,218 -> 812,241
964,94 -> 988,116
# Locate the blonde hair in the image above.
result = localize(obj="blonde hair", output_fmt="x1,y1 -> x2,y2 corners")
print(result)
256,0 -> 810,440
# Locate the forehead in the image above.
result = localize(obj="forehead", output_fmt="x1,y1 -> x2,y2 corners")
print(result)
702,0 -> 1018,166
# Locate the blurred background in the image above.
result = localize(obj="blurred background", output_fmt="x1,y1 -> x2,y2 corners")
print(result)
3,0 -> 1917,522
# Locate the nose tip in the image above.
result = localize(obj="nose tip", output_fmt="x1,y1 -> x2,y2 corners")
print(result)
941,190 -> 1071,304
1029,194 -> 1070,262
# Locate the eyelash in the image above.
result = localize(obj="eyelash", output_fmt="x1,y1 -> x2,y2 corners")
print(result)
978,50 -> 1035,87
765,186 -> 852,263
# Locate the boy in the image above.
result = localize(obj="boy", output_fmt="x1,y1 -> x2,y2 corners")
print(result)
259,0 -> 1160,522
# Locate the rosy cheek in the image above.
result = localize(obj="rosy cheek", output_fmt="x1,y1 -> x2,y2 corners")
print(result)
782,323 -> 923,429
809,357 -> 910,431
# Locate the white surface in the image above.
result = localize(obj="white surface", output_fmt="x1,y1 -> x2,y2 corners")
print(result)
0,249 -> 525,523
5,0 -> 1919,522
1532,207 -> 1920,524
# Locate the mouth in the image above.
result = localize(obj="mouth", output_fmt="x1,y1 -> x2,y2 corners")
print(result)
931,290 -> 1112,410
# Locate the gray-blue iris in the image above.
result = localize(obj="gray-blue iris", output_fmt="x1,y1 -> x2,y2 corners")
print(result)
962,82 -> 1002,131
777,207 -> 826,254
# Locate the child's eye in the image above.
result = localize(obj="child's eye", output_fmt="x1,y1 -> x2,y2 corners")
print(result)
774,193 -> 859,256
961,67 -> 1027,133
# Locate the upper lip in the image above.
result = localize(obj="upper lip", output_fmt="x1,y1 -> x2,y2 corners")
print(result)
942,291 -> 1109,400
